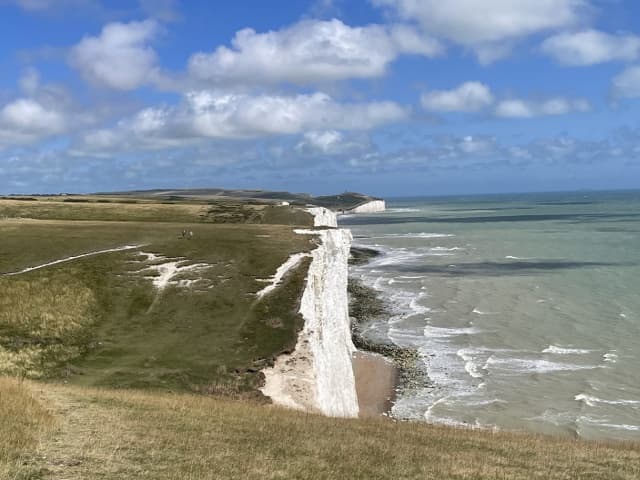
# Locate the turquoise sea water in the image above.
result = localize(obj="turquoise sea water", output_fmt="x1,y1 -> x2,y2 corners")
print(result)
340,190 -> 640,441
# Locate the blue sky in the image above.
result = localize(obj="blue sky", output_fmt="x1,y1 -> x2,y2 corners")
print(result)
1,0 -> 639,196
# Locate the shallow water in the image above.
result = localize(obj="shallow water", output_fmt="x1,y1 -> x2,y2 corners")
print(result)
341,191 -> 640,441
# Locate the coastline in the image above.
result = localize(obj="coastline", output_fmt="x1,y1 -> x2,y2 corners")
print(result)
260,211 -> 359,417
261,206 -> 405,418
352,351 -> 399,417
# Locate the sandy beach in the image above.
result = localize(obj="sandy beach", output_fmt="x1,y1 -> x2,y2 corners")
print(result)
352,351 -> 399,417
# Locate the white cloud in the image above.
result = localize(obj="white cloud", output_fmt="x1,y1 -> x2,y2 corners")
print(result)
541,29 -> 640,66
188,19 -> 441,85
69,19 -> 161,90
183,91 -> 407,137
0,98 -> 66,146
372,0 -> 588,62
8,0 -> 94,11
294,130 -> 372,157
495,97 -> 590,118
421,82 -> 494,112
297,130 -> 344,153
74,90 -> 407,154
612,65 -> 640,98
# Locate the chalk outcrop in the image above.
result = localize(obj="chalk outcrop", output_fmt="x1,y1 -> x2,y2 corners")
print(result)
348,200 -> 386,214
260,208 -> 359,418
305,207 -> 338,227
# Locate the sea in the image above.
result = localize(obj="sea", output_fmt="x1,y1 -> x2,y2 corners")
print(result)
339,190 -> 640,441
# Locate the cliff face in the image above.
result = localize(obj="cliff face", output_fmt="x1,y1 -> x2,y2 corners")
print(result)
305,207 -> 338,227
349,200 -> 386,213
260,211 -> 359,418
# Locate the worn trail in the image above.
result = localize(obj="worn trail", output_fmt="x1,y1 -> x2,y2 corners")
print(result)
3,245 -> 143,276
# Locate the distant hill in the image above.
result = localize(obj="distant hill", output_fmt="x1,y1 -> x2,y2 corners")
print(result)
93,188 -> 382,211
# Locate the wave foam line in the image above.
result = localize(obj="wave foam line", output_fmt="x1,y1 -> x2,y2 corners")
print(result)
575,394 -> 640,407
543,345 -> 594,355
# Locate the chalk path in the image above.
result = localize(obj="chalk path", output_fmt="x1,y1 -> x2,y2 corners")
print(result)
3,245 -> 143,276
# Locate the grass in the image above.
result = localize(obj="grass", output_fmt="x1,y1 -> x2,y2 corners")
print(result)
0,198 -> 314,395
0,378 -> 55,480
0,197 -> 314,225
2,380 -> 639,479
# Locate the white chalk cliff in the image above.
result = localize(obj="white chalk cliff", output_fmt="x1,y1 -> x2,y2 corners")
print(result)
260,209 -> 359,418
305,206 -> 338,227
348,200 -> 386,213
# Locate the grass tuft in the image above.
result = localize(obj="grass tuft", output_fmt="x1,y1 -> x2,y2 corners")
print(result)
0,378 -> 54,479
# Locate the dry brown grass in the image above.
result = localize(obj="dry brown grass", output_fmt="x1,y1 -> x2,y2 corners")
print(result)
0,274 -> 97,378
0,378 -> 54,479
4,381 -> 636,480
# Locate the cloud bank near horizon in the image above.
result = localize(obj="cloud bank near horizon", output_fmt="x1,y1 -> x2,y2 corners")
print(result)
1,0 -> 639,194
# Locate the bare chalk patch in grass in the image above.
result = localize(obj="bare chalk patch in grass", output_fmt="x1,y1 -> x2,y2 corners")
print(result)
255,252 -> 310,298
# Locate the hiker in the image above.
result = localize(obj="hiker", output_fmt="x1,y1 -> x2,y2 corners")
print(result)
181,229 -> 187,239
187,230 -> 193,240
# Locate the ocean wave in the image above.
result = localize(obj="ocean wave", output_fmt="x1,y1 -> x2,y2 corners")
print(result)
424,325 -> 479,338
409,294 -> 431,316
542,345 -> 594,355
484,356 -> 600,374
504,255 -> 534,260
528,410 -> 577,428
457,348 -> 487,378
578,415 -> 640,431
367,248 -> 426,267
387,208 -> 421,213
603,351 -> 618,363
575,394 -> 640,408
472,308 -> 498,315
372,232 -> 455,239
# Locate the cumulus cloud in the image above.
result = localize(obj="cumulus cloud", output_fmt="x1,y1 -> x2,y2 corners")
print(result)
372,0 -> 588,62
612,65 -> 640,98
541,29 -> 640,66
294,130 -> 373,156
419,82 -> 590,119
421,82 -> 494,112
297,130 -> 344,153
188,19 -> 442,85
0,98 -> 66,146
69,19 -> 161,90
74,90 -> 407,154
494,97 -> 590,118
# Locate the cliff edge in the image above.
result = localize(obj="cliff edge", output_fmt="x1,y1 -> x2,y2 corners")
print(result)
260,208 -> 359,417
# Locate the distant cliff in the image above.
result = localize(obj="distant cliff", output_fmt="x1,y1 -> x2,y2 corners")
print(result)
346,199 -> 386,214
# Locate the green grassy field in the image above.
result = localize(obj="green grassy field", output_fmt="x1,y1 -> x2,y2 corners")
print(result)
0,197 -> 313,394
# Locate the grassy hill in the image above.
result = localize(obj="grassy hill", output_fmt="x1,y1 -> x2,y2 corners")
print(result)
0,195 -> 314,394
48,187 -> 382,211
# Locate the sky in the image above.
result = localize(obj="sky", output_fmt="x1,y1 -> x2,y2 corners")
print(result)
1,0 -> 640,196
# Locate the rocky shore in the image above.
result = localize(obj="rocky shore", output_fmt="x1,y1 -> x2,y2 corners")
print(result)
348,247 -> 429,396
